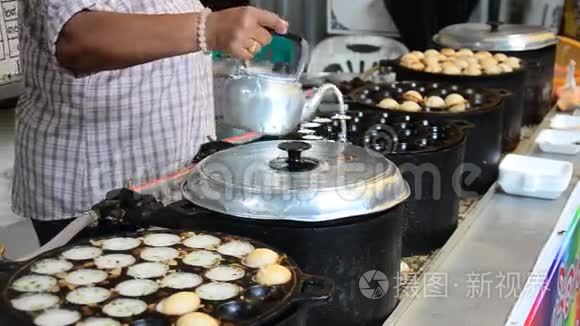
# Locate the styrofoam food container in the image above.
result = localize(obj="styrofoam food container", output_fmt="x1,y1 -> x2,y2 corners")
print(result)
498,154 -> 573,199
550,114 -> 580,130
536,129 -> 580,155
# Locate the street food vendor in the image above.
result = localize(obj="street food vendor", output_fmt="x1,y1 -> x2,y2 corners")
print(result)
12,1 -> 288,245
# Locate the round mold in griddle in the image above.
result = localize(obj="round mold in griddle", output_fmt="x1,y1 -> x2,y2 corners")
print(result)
33,309 -> 81,326
205,265 -> 246,282
10,275 -> 57,293
30,259 -> 73,275
160,272 -> 203,290
131,318 -> 169,326
102,298 -> 148,318
61,246 -> 103,261
182,234 -> 221,249
182,250 -> 222,267
126,262 -> 169,279
94,253 -> 136,269
65,269 -> 108,286
142,233 -> 181,247
243,285 -> 285,302
115,279 -> 160,297
10,293 -> 60,312
196,282 -> 242,301
217,241 -> 255,258
82,317 -> 122,326
140,247 -> 179,262
214,300 -> 259,321
100,237 -> 141,251
66,287 -> 111,305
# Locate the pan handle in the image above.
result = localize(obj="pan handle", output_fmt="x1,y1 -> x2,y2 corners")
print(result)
293,274 -> 334,304
167,199 -> 211,217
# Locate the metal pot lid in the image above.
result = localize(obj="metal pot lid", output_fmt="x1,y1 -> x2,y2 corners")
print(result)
434,23 -> 557,51
183,140 -> 410,222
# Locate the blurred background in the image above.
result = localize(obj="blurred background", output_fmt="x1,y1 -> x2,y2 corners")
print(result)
203,0 -> 568,48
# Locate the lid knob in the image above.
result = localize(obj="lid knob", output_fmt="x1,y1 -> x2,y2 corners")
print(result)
270,141 -> 319,172
278,141 -> 311,162
488,21 -> 501,33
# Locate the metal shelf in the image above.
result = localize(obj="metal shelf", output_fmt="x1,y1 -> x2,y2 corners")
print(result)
386,109 -> 579,326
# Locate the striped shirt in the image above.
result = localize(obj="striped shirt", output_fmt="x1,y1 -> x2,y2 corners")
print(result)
12,0 -> 215,221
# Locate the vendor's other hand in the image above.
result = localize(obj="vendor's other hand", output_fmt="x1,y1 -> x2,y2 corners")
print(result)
206,6 -> 288,60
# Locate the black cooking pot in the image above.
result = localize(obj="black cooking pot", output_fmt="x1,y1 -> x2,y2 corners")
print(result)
433,23 -> 558,126
362,119 -> 467,255
385,125 -> 466,255
502,45 -> 557,125
391,144 -> 465,255
388,61 -> 521,152
280,112 -> 467,255
1,230 -> 333,326
350,81 -> 505,194
159,140 -> 411,326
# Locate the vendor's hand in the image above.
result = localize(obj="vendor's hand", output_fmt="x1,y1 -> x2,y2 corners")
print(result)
206,6 -> 288,60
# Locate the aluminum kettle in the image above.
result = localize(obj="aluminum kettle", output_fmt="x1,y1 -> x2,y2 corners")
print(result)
220,33 -> 340,136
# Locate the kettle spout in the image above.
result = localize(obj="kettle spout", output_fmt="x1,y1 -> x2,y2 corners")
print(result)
302,83 -> 345,121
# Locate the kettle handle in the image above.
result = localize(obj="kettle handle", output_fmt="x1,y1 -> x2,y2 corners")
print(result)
271,32 -> 310,80
234,32 -> 310,80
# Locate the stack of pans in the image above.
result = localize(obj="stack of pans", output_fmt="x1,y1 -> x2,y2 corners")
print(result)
287,110 -> 467,254
349,81 -> 506,194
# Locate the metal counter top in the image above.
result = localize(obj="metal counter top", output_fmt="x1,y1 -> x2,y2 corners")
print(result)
386,110 -> 580,326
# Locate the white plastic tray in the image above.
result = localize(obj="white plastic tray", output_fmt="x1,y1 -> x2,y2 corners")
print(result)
498,154 -> 573,199
550,114 -> 580,130
535,129 -> 580,155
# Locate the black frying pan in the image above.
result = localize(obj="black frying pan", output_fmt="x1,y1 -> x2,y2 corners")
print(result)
1,230 -> 333,326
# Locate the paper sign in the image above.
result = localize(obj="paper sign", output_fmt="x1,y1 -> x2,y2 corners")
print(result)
0,0 -> 21,86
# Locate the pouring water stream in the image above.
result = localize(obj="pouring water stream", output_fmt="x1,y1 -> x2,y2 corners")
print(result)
304,83 -> 348,143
